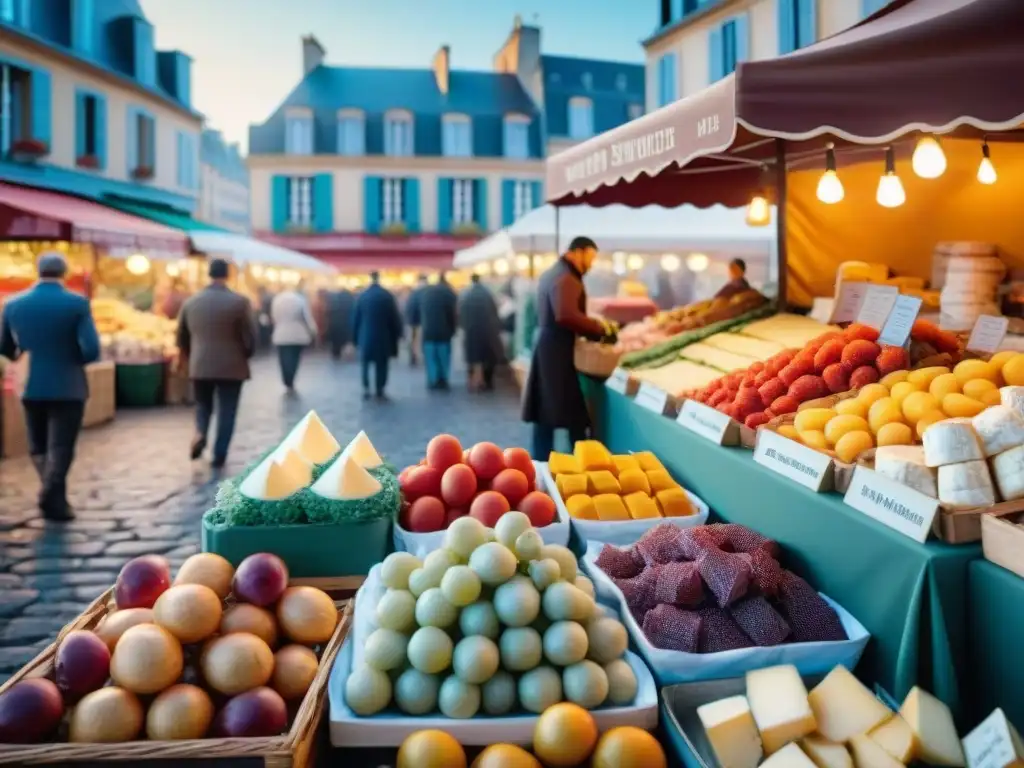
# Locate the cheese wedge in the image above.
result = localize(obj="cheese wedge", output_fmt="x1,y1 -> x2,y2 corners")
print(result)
899,687 -> 966,767
281,410 -> 341,464
801,736 -> 852,768
808,665 -> 893,743
746,665 -> 817,754
849,734 -> 904,768
868,714 -> 917,763
239,455 -> 306,500
342,430 -> 383,469
312,454 -> 382,500
275,447 -> 313,486
762,743 -> 819,768
696,695 -> 762,768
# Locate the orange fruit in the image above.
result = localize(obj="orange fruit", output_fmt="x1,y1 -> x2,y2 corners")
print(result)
591,726 -> 667,768
533,702 -> 598,767
472,743 -> 542,767
397,729 -> 467,768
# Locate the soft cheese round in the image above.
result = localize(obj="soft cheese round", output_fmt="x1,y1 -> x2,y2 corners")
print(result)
922,418 -> 984,467
972,405 -> 1024,457
1000,386 -> 1024,420
873,445 -> 937,498
991,444 -> 1024,503
937,460 -> 996,510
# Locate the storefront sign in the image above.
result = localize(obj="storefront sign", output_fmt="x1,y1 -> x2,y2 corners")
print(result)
677,399 -> 734,445
605,368 -> 632,395
878,294 -> 923,347
563,127 -> 678,185
829,281 -> 869,324
967,315 -> 1010,356
754,430 -> 833,492
842,466 -> 938,543
635,382 -> 669,415
856,285 -> 900,329
963,709 -> 1022,768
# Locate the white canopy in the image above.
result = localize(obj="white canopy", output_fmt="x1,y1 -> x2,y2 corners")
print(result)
189,231 -> 335,274
453,204 -> 773,267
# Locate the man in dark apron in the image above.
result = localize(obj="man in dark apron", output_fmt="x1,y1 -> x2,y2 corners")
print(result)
522,237 -> 616,459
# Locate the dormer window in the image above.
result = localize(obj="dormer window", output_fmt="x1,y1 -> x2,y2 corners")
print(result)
568,97 -> 594,140
384,110 -> 414,157
503,114 -> 530,160
442,113 -> 472,158
581,72 -> 593,90
284,107 -> 313,155
336,109 -> 364,156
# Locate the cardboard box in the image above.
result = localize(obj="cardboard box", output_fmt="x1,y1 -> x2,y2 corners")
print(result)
1,388 -> 28,458
83,361 -> 115,427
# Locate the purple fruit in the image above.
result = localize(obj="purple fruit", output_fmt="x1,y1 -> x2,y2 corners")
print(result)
115,555 -> 172,609
0,678 -> 64,743
212,686 -> 287,737
56,630 -> 111,699
232,553 -> 289,607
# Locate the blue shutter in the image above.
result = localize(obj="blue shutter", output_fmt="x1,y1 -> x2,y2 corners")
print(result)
363,176 -> 382,234
94,94 -> 107,168
74,92 -> 86,158
797,0 -> 816,47
501,179 -> 515,226
734,13 -> 750,64
668,53 -> 677,102
437,178 -> 452,234
126,108 -> 138,171
531,181 -> 543,209
146,114 -> 156,173
313,173 -> 333,232
708,27 -> 724,83
271,175 -> 288,233
404,178 -> 420,233
16,0 -> 30,27
778,0 -> 796,54
30,68 -> 51,147
73,0 -> 94,53
474,179 -> 488,230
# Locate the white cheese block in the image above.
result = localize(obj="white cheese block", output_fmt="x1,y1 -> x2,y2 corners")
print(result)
973,405 -> 1024,457
280,410 -> 341,464
849,734 -> 905,768
1000,386 -> 1024,419
938,460 -> 996,509
807,665 -> 893,743
342,430 -> 383,469
745,665 -> 817,755
800,737 -> 852,768
696,695 -> 763,768
899,687 -> 966,767
762,743 -> 819,768
923,418 -> 984,467
873,445 -> 938,498
868,714 -> 918,763
311,454 -> 382,501
239,455 -> 305,501
991,444 -> 1024,502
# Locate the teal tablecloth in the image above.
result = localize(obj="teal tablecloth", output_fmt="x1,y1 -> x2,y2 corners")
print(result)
590,387 -> 980,720
967,560 -> 1024,729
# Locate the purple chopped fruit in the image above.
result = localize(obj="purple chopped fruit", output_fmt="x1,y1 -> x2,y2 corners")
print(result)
729,596 -> 791,646
697,606 -> 754,653
697,548 -> 751,608
642,604 -> 702,652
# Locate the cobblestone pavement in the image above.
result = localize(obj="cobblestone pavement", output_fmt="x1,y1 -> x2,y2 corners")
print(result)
0,350 -> 530,681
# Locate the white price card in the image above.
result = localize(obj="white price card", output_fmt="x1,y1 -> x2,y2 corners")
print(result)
878,294 -> 923,347
963,708 -> 1022,768
677,399 -> 733,445
635,382 -> 669,415
856,285 -> 899,329
842,465 -> 938,544
967,315 -> 1010,356
753,429 -> 833,492
605,368 -> 631,394
829,281 -> 869,324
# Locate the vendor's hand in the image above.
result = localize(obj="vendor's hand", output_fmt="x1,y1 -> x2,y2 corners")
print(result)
601,330 -> 619,345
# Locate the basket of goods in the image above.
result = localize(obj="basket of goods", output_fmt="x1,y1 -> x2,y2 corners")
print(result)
582,523 -> 869,686
574,338 -> 622,378
0,551 -> 350,766
203,411 -> 395,579
394,435 -> 569,556
546,440 -> 709,546
329,515 -> 660,747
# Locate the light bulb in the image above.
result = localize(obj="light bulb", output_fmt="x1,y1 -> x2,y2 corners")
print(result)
125,254 -> 151,276
494,259 -> 510,275
978,143 -> 997,184
876,173 -> 906,208
660,253 -> 680,272
626,254 -> 645,271
816,169 -> 845,204
746,194 -> 771,226
685,253 -> 709,272
514,254 -> 530,271
911,136 -> 946,179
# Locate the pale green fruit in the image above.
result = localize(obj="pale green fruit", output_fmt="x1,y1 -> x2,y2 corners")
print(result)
529,559 -> 561,592
543,620 -> 589,666
444,517 -> 488,559
423,548 -> 460,577
575,575 -> 595,599
407,626 -> 453,674
518,666 -> 562,714
586,617 -> 628,664
344,664 -> 392,716
563,660 -> 609,709
469,541 -> 518,586
481,670 -> 517,715
440,565 -> 482,607
459,600 -> 500,640
376,589 -> 417,632
493,577 -> 540,627
514,530 -> 544,562
380,552 -> 422,590
499,627 -> 542,672
604,658 -> 638,705
408,567 -> 442,597
495,511 -> 532,549
415,587 -> 458,628
541,581 -> 596,622
453,635 -> 500,685
393,668 -> 440,715
364,628 -> 408,672
540,544 -> 577,582
438,675 -> 481,719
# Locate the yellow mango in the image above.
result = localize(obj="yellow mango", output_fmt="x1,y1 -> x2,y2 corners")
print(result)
777,424 -> 800,441
879,370 -> 910,389
980,389 -> 1002,407
857,383 -> 890,407
907,366 -> 951,388
824,414 -> 870,446
902,391 -> 940,425
928,373 -> 960,401
989,350 -> 1017,370
916,410 -> 947,439
794,407 -> 837,434
942,393 -> 986,418
800,430 -> 828,450
1002,354 -> 1024,387
954,359 -> 999,387
868,397 -> 906,434
877,422 -> 913,446
834,430 -> 875,463
834,398 -> 868,419
890,381 -> 922,407
565,494 -> 597,520
962,379 -> 998,401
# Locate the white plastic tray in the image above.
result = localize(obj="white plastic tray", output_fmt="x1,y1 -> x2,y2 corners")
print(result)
393,461 -> 570,557
540,463 -> 709,547
580,541 -> 871,686
328,563 -> 659,748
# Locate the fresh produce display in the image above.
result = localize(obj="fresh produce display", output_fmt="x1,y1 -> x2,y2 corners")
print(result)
0,552 -> 339,744
594,523 -> 847,652
343,515 -> 640,718
549,440 -> 696,522
396,435 -> 556,533
91,297 -> 177,363
696,662 -> 963,768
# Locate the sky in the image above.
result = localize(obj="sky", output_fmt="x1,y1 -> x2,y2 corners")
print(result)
140,0 -> 653,153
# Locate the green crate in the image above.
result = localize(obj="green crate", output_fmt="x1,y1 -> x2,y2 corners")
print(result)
115,362 -> 165,407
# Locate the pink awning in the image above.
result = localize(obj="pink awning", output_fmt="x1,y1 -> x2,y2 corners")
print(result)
256,232 -> 480,273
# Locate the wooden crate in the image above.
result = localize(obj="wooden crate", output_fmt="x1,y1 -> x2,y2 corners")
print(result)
0,582 -> 355,766
83,361 -> 116,427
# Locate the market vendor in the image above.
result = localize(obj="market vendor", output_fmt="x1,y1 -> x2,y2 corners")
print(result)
715,258 -> 751,300
522,236 -> 616,459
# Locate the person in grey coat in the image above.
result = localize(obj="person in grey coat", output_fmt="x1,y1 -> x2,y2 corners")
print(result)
459,274 -> 504,391
176,258 -> 256,468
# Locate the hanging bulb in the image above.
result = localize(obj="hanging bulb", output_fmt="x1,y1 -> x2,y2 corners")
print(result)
816,143 -> 844,204
746,194 -> 770,226
978,142 -> 997,185
876,147 -> 906,208
911,136 -> 946,179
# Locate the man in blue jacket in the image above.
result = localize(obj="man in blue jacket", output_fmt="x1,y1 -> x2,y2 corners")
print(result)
352,271 -> 403,400
0,253 -> 101,521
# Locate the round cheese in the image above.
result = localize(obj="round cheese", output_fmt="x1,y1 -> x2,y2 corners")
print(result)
972,405 -> 1024,457
1000,386 -> 1024,419
922,418 -> 984,467
991,444 -> 1024,502
873,445 -> 937,498
937,460 -> 996,510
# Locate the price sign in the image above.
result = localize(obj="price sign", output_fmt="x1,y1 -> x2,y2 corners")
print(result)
878,294 -> 923,347
842,465 -> 938,543
677,399 -> 733,445
967,315 -> 1010,356
963,709 -> 1022,768
856,285 -> 899,329
606,368 -> 631,394
829,281 -> 869,324
635,382 -> 669,415
753,429 -> 833,492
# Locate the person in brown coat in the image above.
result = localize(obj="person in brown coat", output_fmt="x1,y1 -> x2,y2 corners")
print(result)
176,258 -> 256,468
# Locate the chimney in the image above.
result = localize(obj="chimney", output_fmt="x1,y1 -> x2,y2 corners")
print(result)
302,35 -> 325,76
433,45 -> 450,95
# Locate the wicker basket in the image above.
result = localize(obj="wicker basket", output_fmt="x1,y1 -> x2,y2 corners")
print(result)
0,585 -> 354,766
574,341 -> 621,378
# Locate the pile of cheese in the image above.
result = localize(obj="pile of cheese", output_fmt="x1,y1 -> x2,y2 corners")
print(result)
835,260 -> 940,309
92,297 -> 177,363
698,663 -> 964,768
873,388 -> 1024,509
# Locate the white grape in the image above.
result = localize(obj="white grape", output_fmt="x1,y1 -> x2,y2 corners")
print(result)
440,565 -> 482,607
407,626 -> 454,674
495,511 -> 532,549
415,587 -> 458,628
514,530 -> 543,562
444,517 -> 488,559
380,552 -> 422,590
375,589 -> 417,632
423,547 -> 460,577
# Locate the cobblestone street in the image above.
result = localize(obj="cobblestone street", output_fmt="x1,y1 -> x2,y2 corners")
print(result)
0,351 -> 530,681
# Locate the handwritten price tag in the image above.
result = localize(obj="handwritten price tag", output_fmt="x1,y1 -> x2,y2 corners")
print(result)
856,285 -> 899,329
878,294 -> 923,347
605,368 -> 631,394
635,382 -> 669,415
842,465 -> 938,543
967,315 -> 1010,356
677,399 -> 732,445
963,708 -> 1023,768
753,430 -> 833,492
829,281 -> 869,324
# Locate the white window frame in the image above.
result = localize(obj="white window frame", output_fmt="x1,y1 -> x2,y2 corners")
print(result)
284,108 -> 314,155
568,97 -> 594,140
451,179 -> 475,225
442,113 -> 472,158
336,108 -> 365,156
288,176 -> 313,227
512,180 -> 534,221
384,109 -> 414,157
382,178 -> 404,224
503,113 -> 530,159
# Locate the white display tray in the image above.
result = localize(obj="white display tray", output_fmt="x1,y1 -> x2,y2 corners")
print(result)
393,461 -> 570,557
540,462 -> 709,547
328,563 -> 659,748
580,541 -> 871,686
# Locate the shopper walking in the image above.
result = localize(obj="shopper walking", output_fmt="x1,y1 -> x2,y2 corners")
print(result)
459,274 -> 504,391
0,253 -> 100,521
404,274 -> 428,367
327,287 -> 355,359
522,237 -> 616,460
352,271 -> 403,400
177,258 -> 256,469
270,282 -> 317,391
419,272 -> 458,391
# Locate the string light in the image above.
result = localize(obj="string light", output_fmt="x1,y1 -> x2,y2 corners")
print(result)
911,136 -> 946,179
745,165 -> 771,226
685,253 -> 709,273
816,143 -> 845,204
493,259 -> 510,275
978,141 -> 997,185
876,146 -> 906,208
660,253 -> 680,272
626,254 -> 645,271
125,254 -> 151,275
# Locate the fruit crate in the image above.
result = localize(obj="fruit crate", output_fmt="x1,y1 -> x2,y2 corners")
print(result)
0,585 -> 353,767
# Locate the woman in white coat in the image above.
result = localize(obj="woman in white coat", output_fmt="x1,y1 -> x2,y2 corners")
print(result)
270,283 -> 318,390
